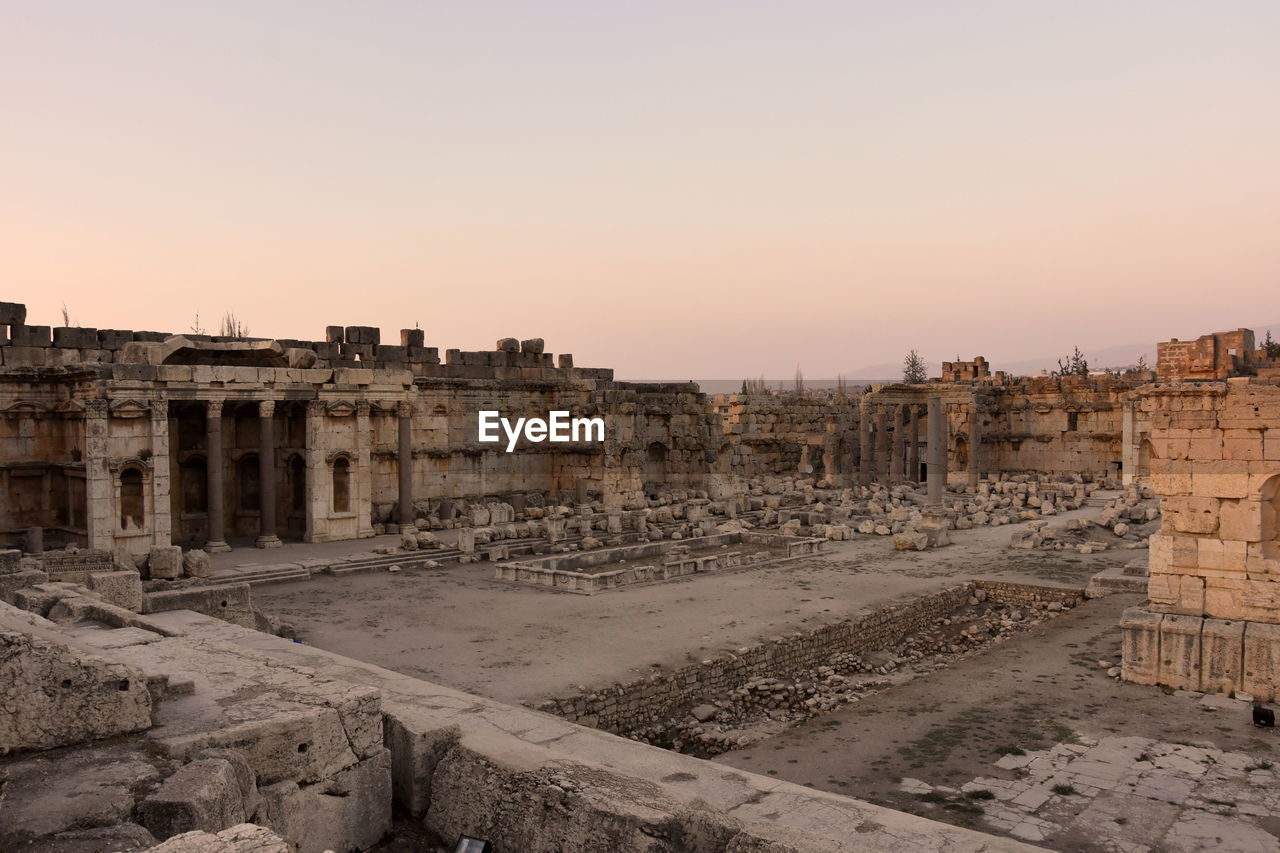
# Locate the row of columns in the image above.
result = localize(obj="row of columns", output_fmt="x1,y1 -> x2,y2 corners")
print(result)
851,396 -> 982,497
200,398 -> 416,550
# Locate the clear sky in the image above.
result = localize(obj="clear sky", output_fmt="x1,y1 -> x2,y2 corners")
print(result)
3,1 -> 1278,378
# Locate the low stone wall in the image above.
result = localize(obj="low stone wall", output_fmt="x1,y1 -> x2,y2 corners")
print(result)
539,581 -> 1084,733
495,531 -> 826,594
972,580 -> 1082,607
143,583 -> 255,629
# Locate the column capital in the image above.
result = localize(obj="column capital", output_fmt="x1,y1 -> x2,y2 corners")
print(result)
149,399 -> 168,419
356,400 -> 371,417
397,400 -> 412,418
85,398 -> 109,417
306,399 -> 326,418
204,398 -> 224,417
259,400 -> 276,419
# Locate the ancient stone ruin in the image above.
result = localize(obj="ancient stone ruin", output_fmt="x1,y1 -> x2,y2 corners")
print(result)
3,301 -> 1279,852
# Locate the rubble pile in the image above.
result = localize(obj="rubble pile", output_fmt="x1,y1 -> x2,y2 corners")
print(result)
628,590 -> 1081,757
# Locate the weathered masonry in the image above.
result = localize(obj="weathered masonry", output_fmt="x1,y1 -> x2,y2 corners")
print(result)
0,302 -> 722,555
1122,380 -> 1280,697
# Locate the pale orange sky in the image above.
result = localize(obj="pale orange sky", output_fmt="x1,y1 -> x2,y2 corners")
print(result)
3,1 -> 1278,377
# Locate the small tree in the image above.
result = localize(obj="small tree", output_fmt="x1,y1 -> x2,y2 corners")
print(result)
1055,346 -> 1089,377
836,374 -> 848,402
903,350 -> 927,384
794,366 -> 805,397
1265,330 -> 1280,359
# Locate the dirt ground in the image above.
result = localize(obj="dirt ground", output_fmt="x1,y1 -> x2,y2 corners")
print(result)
713,594 -> 1280,850
253,502 -> 1139,706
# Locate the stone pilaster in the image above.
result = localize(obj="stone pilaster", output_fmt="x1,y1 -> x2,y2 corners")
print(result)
149,399 -> 172,547
84,399 -> 113,552
356,400 -> 375,538
304,400 -> 326,543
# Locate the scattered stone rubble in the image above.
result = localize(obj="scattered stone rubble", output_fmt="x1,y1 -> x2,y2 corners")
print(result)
625,590 -> 1083,757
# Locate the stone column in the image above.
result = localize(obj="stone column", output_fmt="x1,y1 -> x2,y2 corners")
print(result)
890,405 -> 905,483
1121,400 -> 1136,486
857,406 -> 872,486
398,401 -> 415,527
927,397 -> 945,507
874,406 -> 889,484
205,400 -> 230,552
907,404 -> 920,482
822,417 -> 837,486
255,400 -> 281,548
967,394 -> 982,490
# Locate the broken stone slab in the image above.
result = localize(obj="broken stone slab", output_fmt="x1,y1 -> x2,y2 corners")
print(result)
0,601 -> 153,753
139,758 -> 248,840
0,746 -> 161,847
256,749 -> 392,853
145,823 -> 293,853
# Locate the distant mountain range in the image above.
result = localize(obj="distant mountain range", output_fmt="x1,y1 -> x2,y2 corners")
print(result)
648,323 -> 1279,394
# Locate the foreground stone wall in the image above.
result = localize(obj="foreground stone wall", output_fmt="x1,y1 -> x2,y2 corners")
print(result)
1122,380 -> 1280,697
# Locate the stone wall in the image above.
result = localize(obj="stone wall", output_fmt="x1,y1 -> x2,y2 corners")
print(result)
1122,380 -> 1280,697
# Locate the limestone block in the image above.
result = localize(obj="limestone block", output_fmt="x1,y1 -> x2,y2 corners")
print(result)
140,759 -> 247,840
0,548 -> 21,574
88,571 -> 143,612
384,710 -> 459,817
1147,534 -> 1173,573
1158,614 -> 1203,690
149,545 -> 184,580
144,584 -> 255,629
1218,499 -> 1263,542
146,823 -> 292,853
0,300 -> 27,326
400,328 -> 425,347
495,337 -> 519,352
1243,621 -> 1280,701
1191,460 -> 1251,498
0,570 -> 48,605
256,749 -> 391,853
344,325 -> 380,346
184,549 -> 212,578
1120,607 -> 1162,685
521,338 -> 545,354
0,603 -> 152,752
1200,618 -> 1244,694
1223,429 -> 1264,461
1160,496 -> 1219,535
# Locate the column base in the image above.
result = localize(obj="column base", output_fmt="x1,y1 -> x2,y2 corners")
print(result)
205,539 -> 231,553
254,535 -> 283,549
